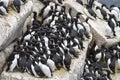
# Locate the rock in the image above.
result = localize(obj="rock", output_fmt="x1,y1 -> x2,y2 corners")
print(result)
0,0 -> 33,50
87,11 -> 120,48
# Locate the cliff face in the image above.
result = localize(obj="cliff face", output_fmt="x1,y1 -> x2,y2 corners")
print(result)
0,0 -> 120,80
0,0 -> 33,74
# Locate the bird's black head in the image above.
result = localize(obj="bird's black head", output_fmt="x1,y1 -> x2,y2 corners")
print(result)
96,6 -> 100,10
110,5 -> 115,8
85,4 -> 91,8
61,6 -> 66,12
96,49 -> 101,53
85,17 -> 89,23
69,7 -> 72,13
76,12 -> 82,18
33,11 -> 37,19
101,4 -> 108,9
66,65 -> 71,71
0,1 -> 4,6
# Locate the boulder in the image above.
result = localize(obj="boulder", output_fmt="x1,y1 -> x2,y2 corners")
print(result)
88,19 -> 120,48
0,0 -> 33,50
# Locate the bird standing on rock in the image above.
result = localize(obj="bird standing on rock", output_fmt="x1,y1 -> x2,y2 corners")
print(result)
84,4 -> 97,20
0,1 -> 8,15
95,6 -> 107,20
110,5 -> 120,21
6,53 -> 20,72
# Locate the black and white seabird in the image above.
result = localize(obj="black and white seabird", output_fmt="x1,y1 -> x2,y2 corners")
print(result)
84,5 -> 97,20
38,61 -> 52,78
95,6 -> 107,20
76,0 -> 83,5
6,53 -> 20,72
110,5 -> 120,14
0,1 -> 8,15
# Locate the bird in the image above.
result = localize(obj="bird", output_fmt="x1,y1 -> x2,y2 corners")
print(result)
87,0 -> 95,8
37,61 -> 52,78
17,52 -> 27,72
6,53 -> 20,72
95,6 -> 107,20
76,0 -> 83,5
107,15 -> 116,36
105,25 -> 115,39
110,9 -> 119,21
84,4 -> 97,20
0,1 -> 8,15
47,57 -> 57,72
117,55 -> 120,68
82,18 -> 90,34
31,61 -> 45,77
20,0 -> 27,4
94,49 -> 103,62
107,56 -> 116,73
110,5 -> 120,15
39,5 -> 53,19
63,49 -> 72,71
32,12 -> 41,27
54,0 -> 64,5
66,8 -> 72,21
67,44 -> 79,58
13,0 -> 21,13
101,3 -> 109,12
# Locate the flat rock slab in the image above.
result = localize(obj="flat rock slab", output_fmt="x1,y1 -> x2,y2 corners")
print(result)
88,15 -> 120,48
0,0 -> 33,50
0,33 -> 92,80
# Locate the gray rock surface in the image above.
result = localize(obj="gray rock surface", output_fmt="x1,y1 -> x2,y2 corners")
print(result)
87,5 -> 120,48
0,0 -> 33,50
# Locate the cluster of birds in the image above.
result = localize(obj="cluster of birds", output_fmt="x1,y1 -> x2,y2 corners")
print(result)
4,0 -> 120,79
77,0 -> 120,39
40,0 -> 64,5
6,0 -> 91,78
0,0 -> 26,15
80,41 -> 120,80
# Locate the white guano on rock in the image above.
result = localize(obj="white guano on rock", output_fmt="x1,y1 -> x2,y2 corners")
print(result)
0,0 -> 33,50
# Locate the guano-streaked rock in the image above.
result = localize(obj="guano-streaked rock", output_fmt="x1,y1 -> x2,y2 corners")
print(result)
0,0 -> 33,50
